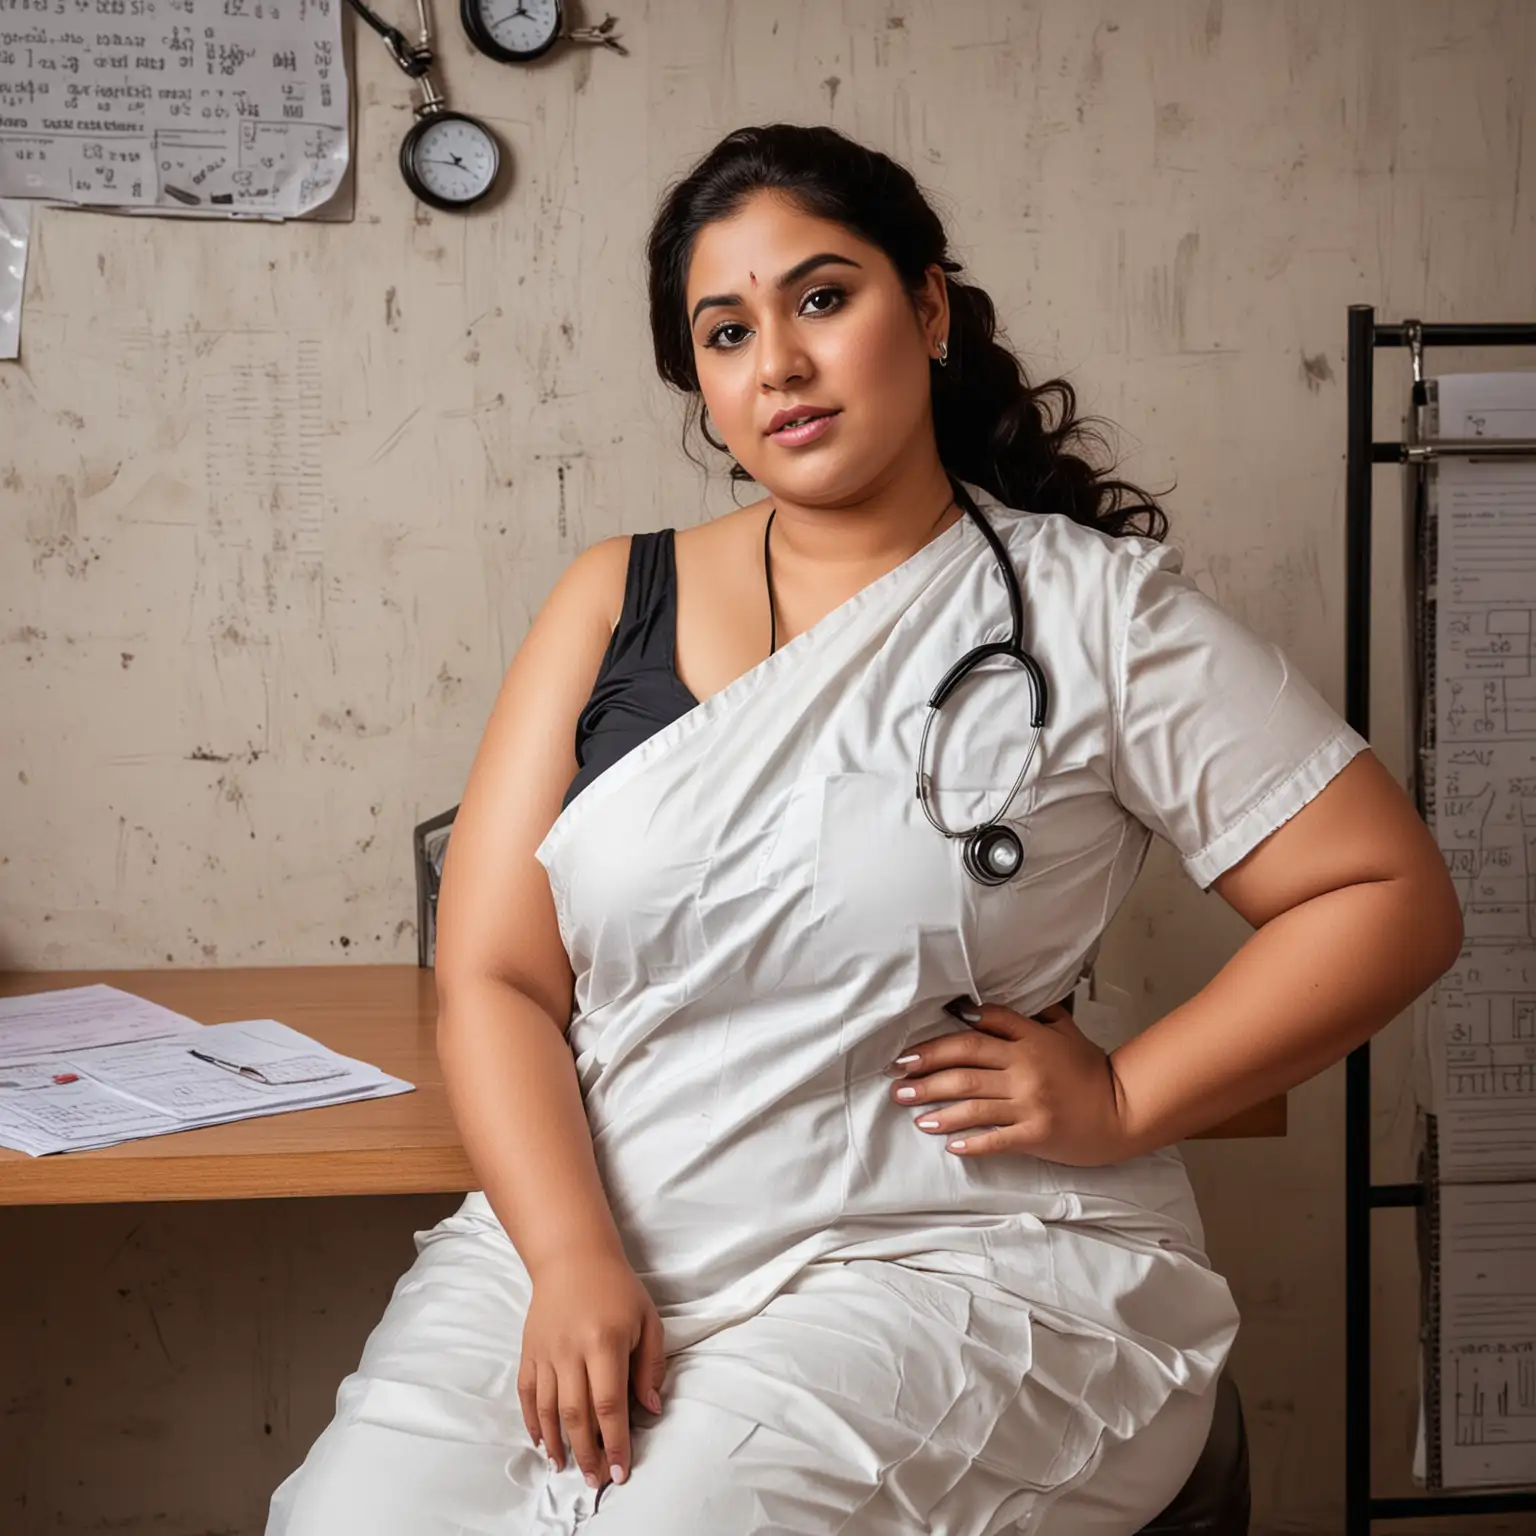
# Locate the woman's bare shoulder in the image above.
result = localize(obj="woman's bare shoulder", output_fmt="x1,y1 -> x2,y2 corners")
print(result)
673,496 -> 772,559
559,508 -> 766,632
546,534 -> 633,635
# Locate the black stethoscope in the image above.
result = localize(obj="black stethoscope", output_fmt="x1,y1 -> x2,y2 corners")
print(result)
915,479 -> 1049,886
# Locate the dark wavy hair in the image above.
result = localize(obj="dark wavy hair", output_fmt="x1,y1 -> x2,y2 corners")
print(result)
646,124 -> 1168,542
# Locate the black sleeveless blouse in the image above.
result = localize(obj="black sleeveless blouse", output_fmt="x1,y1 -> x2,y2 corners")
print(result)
563,531 -> 699,810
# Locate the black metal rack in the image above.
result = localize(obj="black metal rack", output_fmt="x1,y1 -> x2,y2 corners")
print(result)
1344,305 -> 1536,1531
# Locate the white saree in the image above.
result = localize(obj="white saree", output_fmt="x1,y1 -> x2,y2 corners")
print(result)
269,485 -> 1367,1534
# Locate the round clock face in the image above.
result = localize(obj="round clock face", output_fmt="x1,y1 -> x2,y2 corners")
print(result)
465,0 -> 563,61
402,114 -> 500,210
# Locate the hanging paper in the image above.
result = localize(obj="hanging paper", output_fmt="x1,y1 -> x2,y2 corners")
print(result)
0,0 -> 349,218
1431,370 -> 1536,1183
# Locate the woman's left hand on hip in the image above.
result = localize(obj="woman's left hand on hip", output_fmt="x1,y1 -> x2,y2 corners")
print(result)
886,1000 -> 1131,1167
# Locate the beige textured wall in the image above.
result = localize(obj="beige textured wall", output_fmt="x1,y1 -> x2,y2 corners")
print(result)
2,1 -> 1533,1531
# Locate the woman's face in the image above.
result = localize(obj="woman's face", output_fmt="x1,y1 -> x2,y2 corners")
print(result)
684,190 -> 948,507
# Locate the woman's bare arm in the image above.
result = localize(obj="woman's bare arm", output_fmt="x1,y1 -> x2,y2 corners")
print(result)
433,535 -> 631,1276
1109,750 -> 1463,1153
434,536 -> 674,1488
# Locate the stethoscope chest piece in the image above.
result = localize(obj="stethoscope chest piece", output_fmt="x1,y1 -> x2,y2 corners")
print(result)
962,823 -> 1026,886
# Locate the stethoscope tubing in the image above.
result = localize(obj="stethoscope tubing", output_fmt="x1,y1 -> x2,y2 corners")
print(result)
914,480 -> 1049,875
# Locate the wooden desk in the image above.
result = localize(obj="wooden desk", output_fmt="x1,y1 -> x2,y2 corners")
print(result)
0,966 -> 1284,1207
0,967 -> 474,1206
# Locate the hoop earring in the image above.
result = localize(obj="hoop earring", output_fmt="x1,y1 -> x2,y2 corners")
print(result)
936,338 -> 949,368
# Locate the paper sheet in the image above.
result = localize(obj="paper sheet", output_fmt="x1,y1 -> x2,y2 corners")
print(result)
0,195 -> 27,358
1437,1182 -> 1536,1489
0,0 -> 348,218
0,1015 -> 412,1156
1430,371 -> 1536,1183
0,984 -> 199,1060
73,1019 -> 388,1121
0,1058 -> 177,1150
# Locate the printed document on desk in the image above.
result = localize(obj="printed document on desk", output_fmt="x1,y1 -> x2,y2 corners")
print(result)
0,1018 -> 413,1157
0,985 -> 200,1060
1430,370 -> 1536,1182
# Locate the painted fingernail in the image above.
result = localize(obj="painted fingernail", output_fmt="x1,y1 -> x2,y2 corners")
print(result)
610,1464 -> 626,1484
885,1053 -> 921,1077
948,1139 -> 967,1151
586,1472 -> 600,1489
896,1085 -> 917,1100
548,1456 -> 559,1473
646,1389 -> 662,1413
917,1117 -> 940,1130
944,997 -> 981,1023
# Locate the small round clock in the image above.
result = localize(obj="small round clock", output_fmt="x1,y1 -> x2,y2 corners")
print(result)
399,109 -> 503,211
460,0 -> 563,63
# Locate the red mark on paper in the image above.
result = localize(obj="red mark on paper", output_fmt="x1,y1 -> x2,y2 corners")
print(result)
52,1073 -> 79,1085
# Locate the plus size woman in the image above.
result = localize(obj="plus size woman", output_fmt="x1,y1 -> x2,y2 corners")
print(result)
268,125 -> 1461,1535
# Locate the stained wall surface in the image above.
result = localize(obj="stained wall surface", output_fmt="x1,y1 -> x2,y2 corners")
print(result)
2,2 -> 1533,1530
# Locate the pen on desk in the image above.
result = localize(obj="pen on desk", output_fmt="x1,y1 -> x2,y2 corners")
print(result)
188,1047 -> 265,1080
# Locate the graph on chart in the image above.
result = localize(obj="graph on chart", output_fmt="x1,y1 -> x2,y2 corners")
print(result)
1439,1183 -> 1536,1488
1451,1351 -> 1536,1449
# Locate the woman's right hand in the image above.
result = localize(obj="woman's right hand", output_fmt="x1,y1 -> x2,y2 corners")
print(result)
518,1248 -> 668,1490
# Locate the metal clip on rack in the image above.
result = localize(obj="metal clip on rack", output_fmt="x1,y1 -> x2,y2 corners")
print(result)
1344,304 -> 1536,1532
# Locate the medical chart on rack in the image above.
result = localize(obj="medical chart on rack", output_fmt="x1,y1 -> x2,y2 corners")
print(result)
0,0 -> 348,217
1431,370 -> 1536,1184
